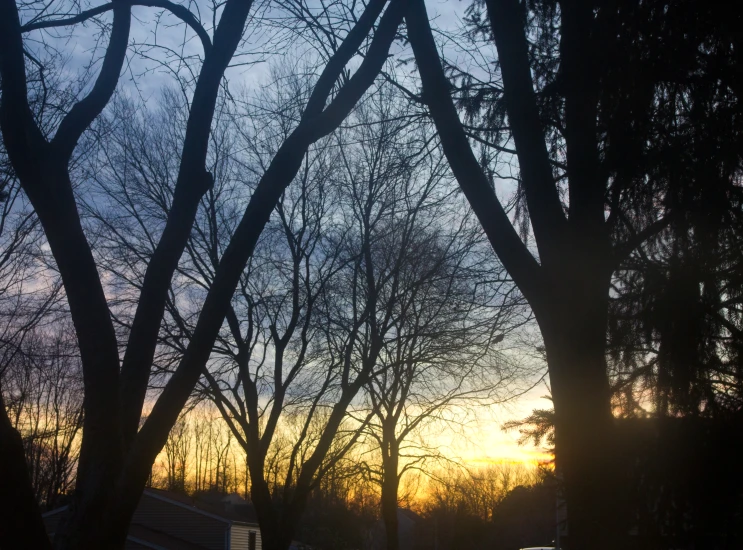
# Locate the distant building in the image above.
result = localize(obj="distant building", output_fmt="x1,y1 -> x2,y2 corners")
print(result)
43,488 -> 262,550
367,507 -> 424,550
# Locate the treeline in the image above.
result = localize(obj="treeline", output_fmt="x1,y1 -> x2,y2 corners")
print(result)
1,321 -> 553,549
3,325 -> 553,549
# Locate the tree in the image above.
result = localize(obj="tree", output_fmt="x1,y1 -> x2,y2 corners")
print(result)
401,0 -> 742,547
0,0 -> 407,546
332,88 -> 527,550
162,416 -> 190,493
86,63 -> 377,549
176,81 -> 445,550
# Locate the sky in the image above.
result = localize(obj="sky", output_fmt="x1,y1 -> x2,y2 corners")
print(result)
430,381 -> 553,466
17,0 -> 551,467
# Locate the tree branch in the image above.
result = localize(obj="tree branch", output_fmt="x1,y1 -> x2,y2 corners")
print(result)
118,0 -> 255,448
404,0 -> 544,306
484,0 -> 567,264
21,0 -> 213,54
304,0 -> 388,116
612,213 -> 674,265
51,0 -> 131,159
309,0 -> 407,140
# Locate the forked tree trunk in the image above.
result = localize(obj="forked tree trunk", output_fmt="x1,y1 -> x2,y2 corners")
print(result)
247,459 -> 285,550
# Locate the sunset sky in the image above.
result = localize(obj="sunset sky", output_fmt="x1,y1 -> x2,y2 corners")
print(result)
42,0 -> 550,470
443,388 -> 553,466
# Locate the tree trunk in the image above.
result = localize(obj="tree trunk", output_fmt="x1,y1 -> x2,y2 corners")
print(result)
55,458 -> 150,550
381,470 -> 400,550
248,467 -> 286,550
0,400 -> 52,550
537,259 -> 627,550
53,488 -> 129,550
381,434 -> 400,550
32,162 -> 126,550
245,441 -> 299,550
404,0 -> 629,545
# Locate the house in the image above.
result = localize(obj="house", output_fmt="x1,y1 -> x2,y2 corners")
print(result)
43,488 -> 262,550
367,508 -> 424,550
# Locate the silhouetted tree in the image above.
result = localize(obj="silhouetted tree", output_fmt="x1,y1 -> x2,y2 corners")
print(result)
402,0 -> 743,546
0,0 -> 406,546
335,88 -> 528,550
162,416 -> 190,493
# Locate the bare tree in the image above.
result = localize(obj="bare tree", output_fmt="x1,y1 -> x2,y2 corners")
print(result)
327,89 -> 528,550
162,415 -> 190,493
178,98 -> 373,549
1,0 -> 407,546
363,224 -> 524,550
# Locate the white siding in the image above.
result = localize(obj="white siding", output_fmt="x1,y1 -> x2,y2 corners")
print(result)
230,524 -> 262,550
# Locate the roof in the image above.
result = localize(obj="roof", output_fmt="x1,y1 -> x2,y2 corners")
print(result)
127,524 -> 210,550
397,508 -> 422,524
42,506 -> 209,550
142,488 -> 259,525
42,506 -> 68,518
43,488 -> 261,550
